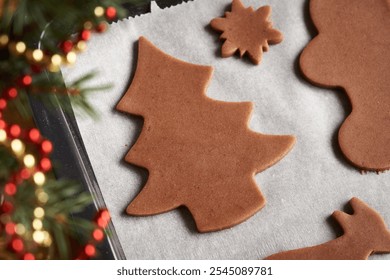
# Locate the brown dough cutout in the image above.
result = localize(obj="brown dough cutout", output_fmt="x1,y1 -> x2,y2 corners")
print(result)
300,0 -> 390,171
117,37 -> 295,232
210,0 -> 283,65
266,197 -> 390,260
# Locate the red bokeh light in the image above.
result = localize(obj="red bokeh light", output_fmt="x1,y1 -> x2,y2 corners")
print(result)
0,99 -> 7,110
28,128 -> 40,142
11,238 -> 24,252
23,253 -> 35,260
92,229 -> 104,241
9,124 -> 21,138
21,75 -> 32,86
84,244 -> 96,257
40,158 -> 52,171
7,88 -> 18,99
5,222 -> 16,235
41,140 -> 53,154
5,183 -> 17,196
80,30 -> 91,41
105,7 -> 117,19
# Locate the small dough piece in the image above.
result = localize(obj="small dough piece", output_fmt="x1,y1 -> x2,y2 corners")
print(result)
117,37 -> 295,232
300,0 -> 390,171
266,197 -> 390,260
210,0 -> 283,65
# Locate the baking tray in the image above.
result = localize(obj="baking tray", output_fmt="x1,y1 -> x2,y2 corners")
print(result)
29,0 -> 186,260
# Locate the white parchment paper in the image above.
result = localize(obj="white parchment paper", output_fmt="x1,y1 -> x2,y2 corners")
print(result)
62,0 -> 390,259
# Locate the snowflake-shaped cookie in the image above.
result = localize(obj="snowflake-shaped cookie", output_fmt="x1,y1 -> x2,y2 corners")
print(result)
210,0 -> 283,65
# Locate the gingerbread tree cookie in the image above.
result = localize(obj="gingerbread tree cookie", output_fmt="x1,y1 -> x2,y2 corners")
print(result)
266,197 -> 390,260
210,0 -> 283,65
300,0 -> 390,171
117,37 -> 295,232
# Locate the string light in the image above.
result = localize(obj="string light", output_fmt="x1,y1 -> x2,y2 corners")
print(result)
15,224 -> 26,235
0,120 -> 7,129
6,88 -> 18,99
80,30 -> 91,41
28,128 -> 40,142
0,4 -> 114,259
11,238 -> 24,252
94,6 -> 105,17
41,140 -> 53,154
33,207 -> 45,219
37,191 -> 49,204
11,139 -> 25,156
76,41 -> 87,52
51,54 -> 62,66
0,34 -> 9,46
96,22 -> 108,33
66,51 -> 77,64
1,201 -> 14,213
33,171 -> 46,186
32,49 -> 44,62
5,222 -> 16,235
0,5 -> 111,76
23,154 -> 36,168
24,253 -> 35,260
83,21 -> 93,30
40,158 -> 52,172
0,129 -> 7,142
47,63 -> 60,73
9,124 -> 21,138
105,6 -> 117,20
21,75 -> 33,86
20,168 -> 31,180
92,228 -> 104,241
32,230 -> 45,243
15,42 -> 26,54
0,98 -> 7,110
61,40 -> 73,54
32,219 -> 43,230
42,231 -> 52,246
4,183 -> 17,196
84,244 -> 96,257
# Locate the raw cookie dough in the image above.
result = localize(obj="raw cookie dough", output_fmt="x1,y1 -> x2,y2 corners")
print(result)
210,0 -> 283,65
300,0 -> 390,171
117,36 -> 295,232
266,197 -> 390,260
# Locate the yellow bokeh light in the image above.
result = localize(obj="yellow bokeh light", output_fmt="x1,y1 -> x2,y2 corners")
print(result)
15,41 -> 26,54
47,63 -> 60,73
0,34 -> 9,46
33,230 -> 45,244
37,191 -> 49,204
0,129 -> 7,142
15,224 -> 26,235
34,207 -> 45,219
43,231 -> 52,247
83,21 -> 93,30
51,54 -> 62,66
66,52 -> 77,64
23,154 -> 36,168
94,6 -> 104,17
11,139 -> 25,156
33,171 -> 46,186
32,219 -> 43,230
32,49 -> 44,62
76,41 -> 87,52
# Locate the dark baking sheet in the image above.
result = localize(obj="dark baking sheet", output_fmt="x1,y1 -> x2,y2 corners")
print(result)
29,0 -> 185,260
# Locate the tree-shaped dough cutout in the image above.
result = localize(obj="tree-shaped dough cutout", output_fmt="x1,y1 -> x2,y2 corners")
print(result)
117,37 -> 295,232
